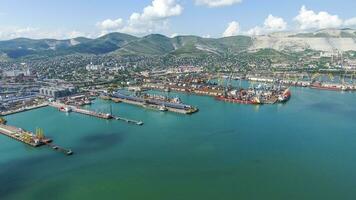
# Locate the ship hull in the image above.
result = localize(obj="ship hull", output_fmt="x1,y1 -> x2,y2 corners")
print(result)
310,86 -> 346,91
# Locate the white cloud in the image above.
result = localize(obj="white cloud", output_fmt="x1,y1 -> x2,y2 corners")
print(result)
195,0 -> 242,8
97,0 -> 183,35
223,21 -> 240,37
294,5 -> 343,30
246,26 -> 262,36
344,17 -> 356,27
0,26 -> 88,40
264,15 -> 287,31
97,18 -> 124,30
247,14 -> 287,35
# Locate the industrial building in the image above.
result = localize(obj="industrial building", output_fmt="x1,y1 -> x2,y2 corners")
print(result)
39,86 -> 77,98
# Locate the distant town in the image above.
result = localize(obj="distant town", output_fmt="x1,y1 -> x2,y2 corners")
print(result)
1,46 -> 356,112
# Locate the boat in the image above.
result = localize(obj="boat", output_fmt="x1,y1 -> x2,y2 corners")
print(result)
66,150 -> 73,155
278,88 -> 291,103
59,107 -> 72,113
83,100 -> 92,105
310,82 -> 348,91
159,105 -> 168,111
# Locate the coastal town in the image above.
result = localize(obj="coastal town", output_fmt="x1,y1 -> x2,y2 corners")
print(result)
3,0 -> 356,199
2,52 -> 356,115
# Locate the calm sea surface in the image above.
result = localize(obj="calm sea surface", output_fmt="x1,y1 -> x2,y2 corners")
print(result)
1,84 -> 356,200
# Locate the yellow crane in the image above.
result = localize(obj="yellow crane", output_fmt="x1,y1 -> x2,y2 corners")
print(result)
35,128 -> 45,140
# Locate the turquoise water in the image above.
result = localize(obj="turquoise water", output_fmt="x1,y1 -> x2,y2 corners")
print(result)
1,86 -> 356,200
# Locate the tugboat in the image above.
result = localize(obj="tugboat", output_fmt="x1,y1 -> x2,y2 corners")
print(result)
59,107 -> 72,113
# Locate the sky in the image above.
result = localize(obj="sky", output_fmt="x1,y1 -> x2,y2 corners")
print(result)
0,0 -> 356,40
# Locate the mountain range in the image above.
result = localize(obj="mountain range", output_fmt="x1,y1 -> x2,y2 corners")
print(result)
1,28 -> 356,60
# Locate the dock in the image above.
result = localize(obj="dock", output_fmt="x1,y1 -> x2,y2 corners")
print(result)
113,115 -> 143,125
0,124 -> 46,147
108,93 -> 199,115
0,123 -> 72,155
45,143 -> 73,155
49,103 -> 143,126
0,103 -> 49,116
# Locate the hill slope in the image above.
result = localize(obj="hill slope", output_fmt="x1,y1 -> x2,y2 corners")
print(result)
0,28 -> 356,59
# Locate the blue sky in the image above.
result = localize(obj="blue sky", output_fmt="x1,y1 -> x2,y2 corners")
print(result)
0,0 -> 355,39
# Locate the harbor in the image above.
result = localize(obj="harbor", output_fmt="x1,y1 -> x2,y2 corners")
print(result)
2,86 -> 356,199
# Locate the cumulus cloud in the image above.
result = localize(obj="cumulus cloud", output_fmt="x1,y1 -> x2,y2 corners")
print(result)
97,18 -> 124,30
264,15 -> 287,31
294,6 -> 343,30
195,0 -> 242,8
222,21 -> 240,37
344,17 -> 356,27
97,0 -> 183,35
247,14 -> 287,35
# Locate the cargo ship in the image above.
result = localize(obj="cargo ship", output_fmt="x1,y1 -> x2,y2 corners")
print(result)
112,92 -> 198,114
310,82 -> 349,91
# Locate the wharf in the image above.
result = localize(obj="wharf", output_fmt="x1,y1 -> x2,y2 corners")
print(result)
109,92 -> 199,115
0,123 -> 73,155
0,103 -> 49,116
50,103 -> 143,126
45,143 -> 73,155
113,115 -> 143,125
0,124 -> 46,147
50,103 -> 112,119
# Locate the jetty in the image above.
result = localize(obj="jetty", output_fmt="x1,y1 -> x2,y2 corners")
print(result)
0,123 -> 72,155
107,92 -> 199,115
49,102 -> 143,126
0,103 -> 49,116
113,115 -> 143,125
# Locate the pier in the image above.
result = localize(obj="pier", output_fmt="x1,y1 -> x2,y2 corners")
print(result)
0,124 -> 47,147
113,115 -> 143,125
0,123 -> 72,155
45,143 -> 73,155
107,93 -> 199,115
0,103 -> 49,116
49,102 -> 143,126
